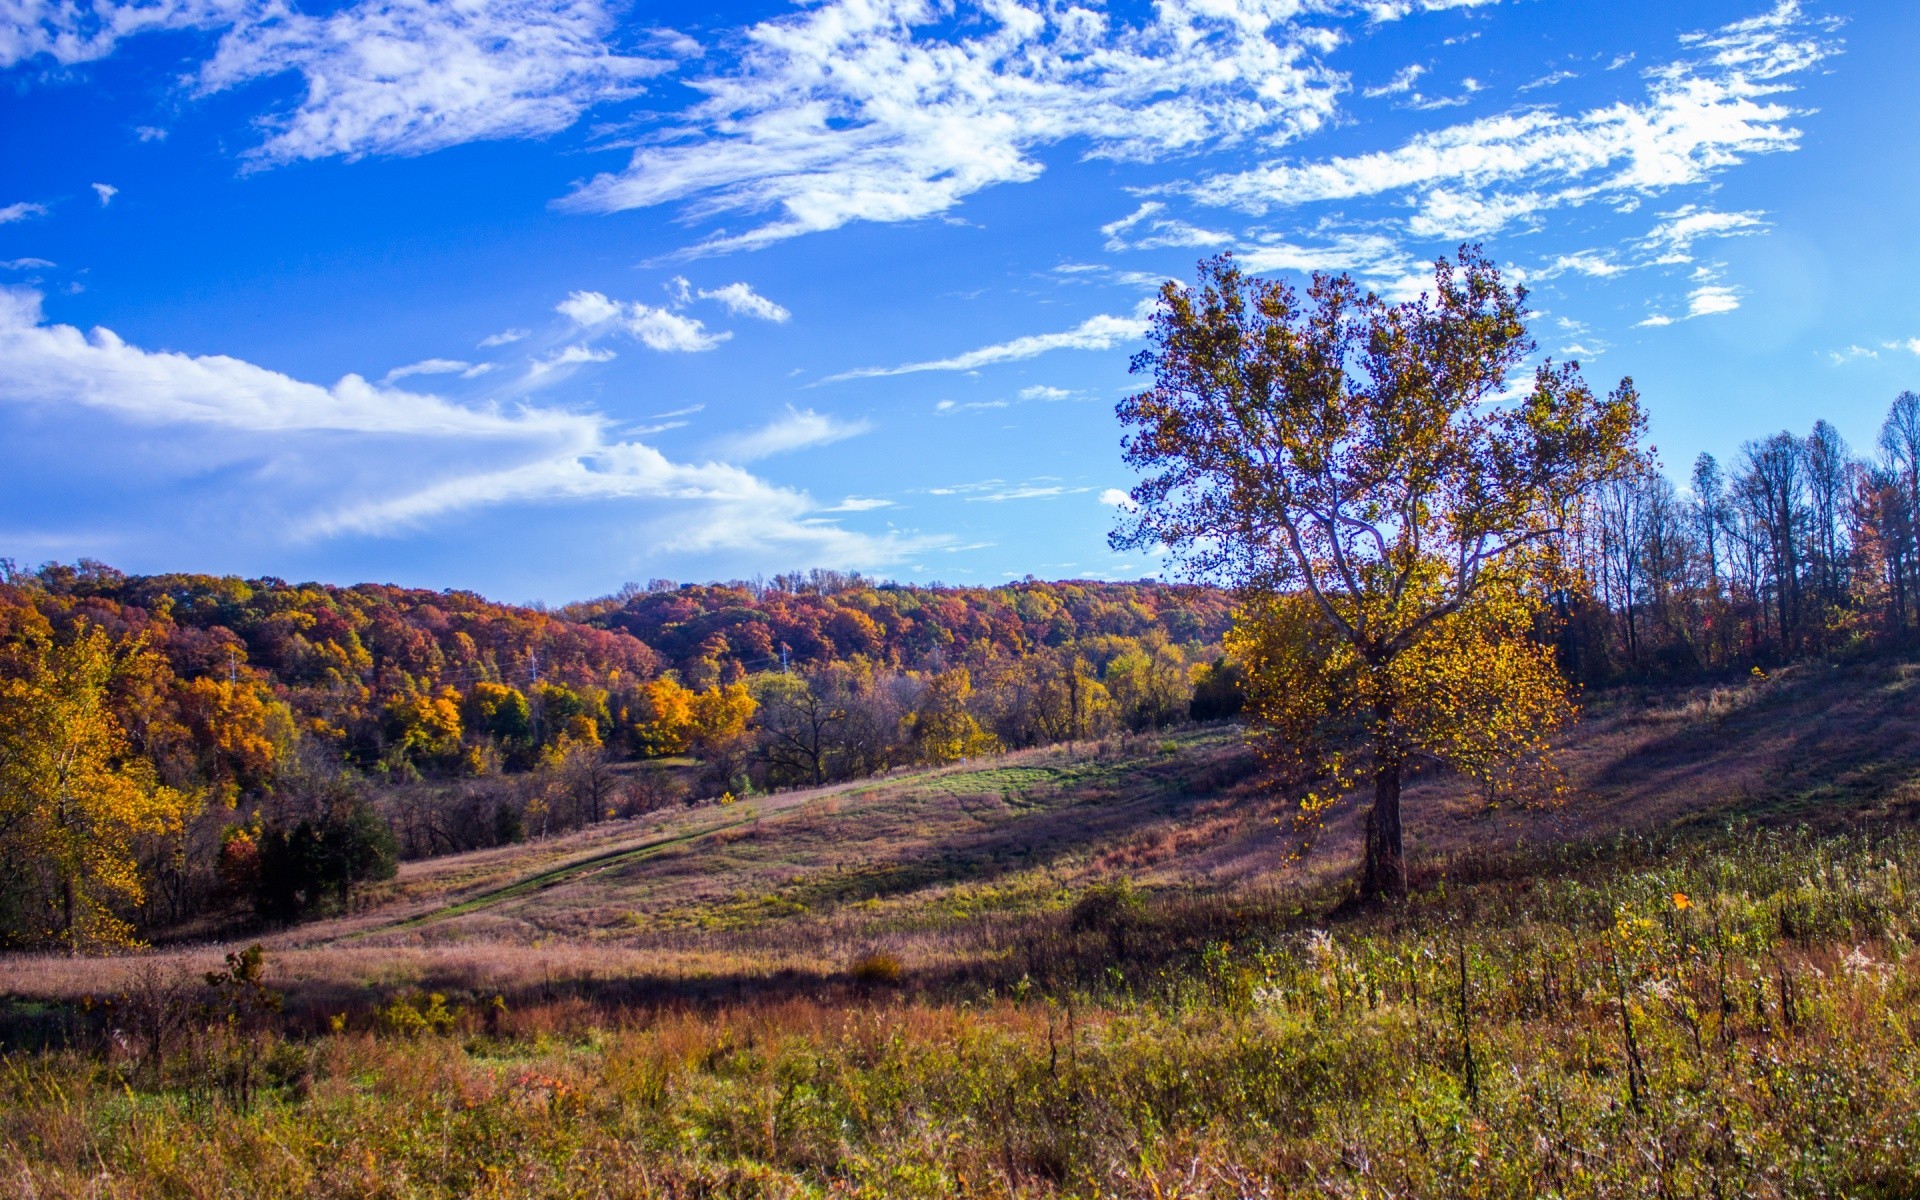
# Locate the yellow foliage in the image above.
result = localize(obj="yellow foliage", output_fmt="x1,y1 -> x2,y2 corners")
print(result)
909,669 -> 999,764
0,624 -> 196,951
689,681 -> 756,750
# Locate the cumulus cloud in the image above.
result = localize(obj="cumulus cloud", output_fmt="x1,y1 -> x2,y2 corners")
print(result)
827,313 -> 1148,381
1182,2 -> 1836,242
715,406 -> 872,461
559,0 -> 1349,252
91,183 -> 117,206
557,290 -> 728,352
1885,339 -> 1920,357
0,285 -> 924,561
696,282 -> 790,323
1100,487 -> 1138,509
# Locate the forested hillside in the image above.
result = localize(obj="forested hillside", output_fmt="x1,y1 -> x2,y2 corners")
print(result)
0,562 -> 1234,950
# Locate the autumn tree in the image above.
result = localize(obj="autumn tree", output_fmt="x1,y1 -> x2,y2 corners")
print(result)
1113,249 -> 1645,900
0,622 -> 197,950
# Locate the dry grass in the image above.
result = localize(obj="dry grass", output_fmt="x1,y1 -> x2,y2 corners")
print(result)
6,661 -> 1920,1195
13,660 -> 1920,1017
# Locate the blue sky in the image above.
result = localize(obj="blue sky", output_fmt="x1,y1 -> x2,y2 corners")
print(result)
1,0 -> 1914,601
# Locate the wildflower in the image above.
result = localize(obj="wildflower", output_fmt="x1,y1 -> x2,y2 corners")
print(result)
1671,892 -> 1691,911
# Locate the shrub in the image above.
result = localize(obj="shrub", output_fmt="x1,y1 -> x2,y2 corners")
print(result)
851,950 -> 903,985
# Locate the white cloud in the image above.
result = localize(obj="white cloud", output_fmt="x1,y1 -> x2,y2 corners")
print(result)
1018,385 -> 1072,401
527,343 -> 616,377
383,357 -> 494,382
968,483 -> 1093,502
1,258 -> 55,270
696,282 -> 790,323
1642,204 -> 1767,259
91,183 -> 117,206
1364,63 -> 1425,98
1540,251 -> 1628,278
0,284 -> 925,562
556,290 -> 622,327
1518,69 -> 1577,92
1100,487 -> 1138,509
0,0 -> 246,68
0,285 -> 576,438
1364,0 -> 1502,20
1183,2 -> 1836,242
827,313 -> 1147,381
4,0 -> 678,163
714,406 -> 872,461
478,327 -> 530,348
822,495 -> 895,512
195,0 -> 675,164
559,0 -> 1347,252
0,202 -> 48,224
1636,313 -> 1675,328
1828,345 -> 1878,365
1686,284 -> 1741,317
557,289 -> 728,352
1882,339 -> 1920,357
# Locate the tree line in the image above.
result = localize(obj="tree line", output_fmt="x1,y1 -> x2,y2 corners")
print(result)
1564,392 -> 1920,681
0,566 -> 1236,950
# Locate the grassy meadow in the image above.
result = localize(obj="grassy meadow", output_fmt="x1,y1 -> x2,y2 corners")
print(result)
7,660 -> 1920,1197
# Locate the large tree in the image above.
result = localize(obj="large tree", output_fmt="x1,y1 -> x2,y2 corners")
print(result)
1113,249 -> 1645,899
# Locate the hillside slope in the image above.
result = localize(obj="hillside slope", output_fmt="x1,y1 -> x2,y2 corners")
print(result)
11,657 -> 1920,1009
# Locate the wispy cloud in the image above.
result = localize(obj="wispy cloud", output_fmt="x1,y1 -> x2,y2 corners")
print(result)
713,406 -> 872,461
827,313 -> 1147,381
200,0 -> 677,164
1181,2 -> 1836,243
527,343 -> 616,377
91,183 -> 117,206
478,327 -> 529,348
559,0 -> 1348,252
0,201 -> 48,224
383,357 -> 494,383
2,0 -> 681,161
1363,63 -> 1426,98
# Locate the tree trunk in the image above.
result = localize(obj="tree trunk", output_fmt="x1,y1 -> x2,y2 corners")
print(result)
1360,757 -> 1407,902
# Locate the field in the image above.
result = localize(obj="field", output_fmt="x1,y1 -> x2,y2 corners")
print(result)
7,660 -> 1920,1197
